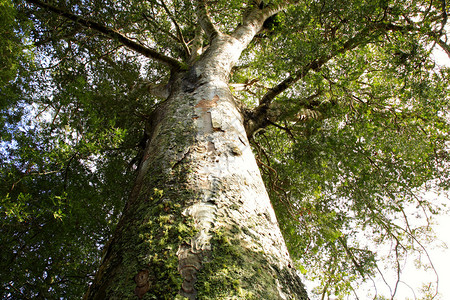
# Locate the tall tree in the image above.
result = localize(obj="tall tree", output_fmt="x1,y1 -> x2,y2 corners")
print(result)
1,0 -> 449,299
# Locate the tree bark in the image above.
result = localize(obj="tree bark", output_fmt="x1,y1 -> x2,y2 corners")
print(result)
84,34 -> 308,300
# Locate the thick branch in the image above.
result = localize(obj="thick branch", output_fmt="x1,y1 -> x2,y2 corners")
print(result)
245,14 -> 449,137
195,0 -> 220,40
231,2 -> 292,44
26,0 -> 185,70
244,28 -> 373,137
188,26 -> 204,63
440,0 -> 448,33
256,13 -> 447,109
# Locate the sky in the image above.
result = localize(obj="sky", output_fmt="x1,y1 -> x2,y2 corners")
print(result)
308,197 -> 450,300
377,198 -> 449,300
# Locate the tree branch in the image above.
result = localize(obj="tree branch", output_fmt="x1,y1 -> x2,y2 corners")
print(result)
26,0 -> 185,70
372,17 -> 449,58
142,13 -> 181,45
437,39 -> 450,58
265,27 -> 374,107
195,0 -> 220,40
246,12 -> 449,134
188,25 -> 204,63
244,27 -> 373,136
159,0 -> 191,57
231,1 -> 293,44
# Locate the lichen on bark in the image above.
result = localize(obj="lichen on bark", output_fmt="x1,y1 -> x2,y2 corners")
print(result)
195,227 -> 308,300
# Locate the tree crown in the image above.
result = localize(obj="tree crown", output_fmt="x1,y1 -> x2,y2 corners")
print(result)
1,0 -> 449,298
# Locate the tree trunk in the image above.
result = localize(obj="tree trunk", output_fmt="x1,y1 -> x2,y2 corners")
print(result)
84,35 -> 309,300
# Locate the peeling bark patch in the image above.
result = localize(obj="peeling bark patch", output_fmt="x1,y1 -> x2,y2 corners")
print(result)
194,95 -> 219,111
195,95 -> 219,134
204,112 -> 213,133
134,270 -> 150,299
207,141 -> 215,152
194,144 -> 207,153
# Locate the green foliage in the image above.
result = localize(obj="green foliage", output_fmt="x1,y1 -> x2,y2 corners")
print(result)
0,115 -> 135,297
253,43 -> 449,297
0,0 -> 32,87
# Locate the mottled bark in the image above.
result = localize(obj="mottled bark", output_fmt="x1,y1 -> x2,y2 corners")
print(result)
84,29 -> 308,300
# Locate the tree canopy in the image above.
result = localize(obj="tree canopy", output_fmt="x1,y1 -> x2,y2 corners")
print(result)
1,0 -> 449,298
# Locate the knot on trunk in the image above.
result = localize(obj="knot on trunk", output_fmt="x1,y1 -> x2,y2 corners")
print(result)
134,269 -> 150,299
